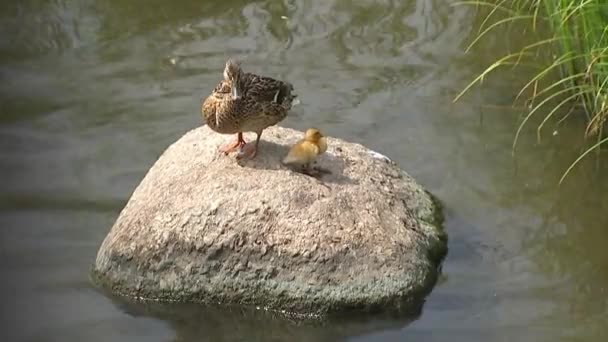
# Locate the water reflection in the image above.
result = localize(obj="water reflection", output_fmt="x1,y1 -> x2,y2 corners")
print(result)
110,296 -> 423,342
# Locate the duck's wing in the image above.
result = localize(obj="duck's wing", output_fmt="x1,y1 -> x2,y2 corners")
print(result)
242,73 -> 295,104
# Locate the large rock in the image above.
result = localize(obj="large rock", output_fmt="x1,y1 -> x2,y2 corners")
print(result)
92,125 -> 447,316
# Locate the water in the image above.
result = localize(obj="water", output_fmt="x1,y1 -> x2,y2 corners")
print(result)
1,0 -> 608,341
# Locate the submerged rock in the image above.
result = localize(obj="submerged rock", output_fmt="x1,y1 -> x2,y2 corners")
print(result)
92,125 -> 447,316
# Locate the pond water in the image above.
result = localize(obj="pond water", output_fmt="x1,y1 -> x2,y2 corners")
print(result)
1,0 -> 607,341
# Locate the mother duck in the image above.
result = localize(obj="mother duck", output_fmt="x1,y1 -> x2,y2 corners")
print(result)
201,59 -> 298,159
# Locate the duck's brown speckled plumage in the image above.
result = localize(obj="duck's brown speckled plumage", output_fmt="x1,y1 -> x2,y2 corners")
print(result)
201,59 -> 297,159
201,80 -> 239,134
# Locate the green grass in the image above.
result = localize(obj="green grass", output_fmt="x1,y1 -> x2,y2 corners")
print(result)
453,0 -> 608,184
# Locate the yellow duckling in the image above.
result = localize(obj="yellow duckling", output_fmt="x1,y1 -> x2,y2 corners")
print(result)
282,128 -> 328,176
201,58 -> 298,159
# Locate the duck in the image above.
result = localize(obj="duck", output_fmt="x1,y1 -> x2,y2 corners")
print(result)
201,58 -> 298,159
282,128 -> 328,176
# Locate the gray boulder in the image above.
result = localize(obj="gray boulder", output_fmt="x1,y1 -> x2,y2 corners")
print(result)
92,125 -> 447,316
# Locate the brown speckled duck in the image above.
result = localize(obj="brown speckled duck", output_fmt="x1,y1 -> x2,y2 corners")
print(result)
201,58 -> 298,159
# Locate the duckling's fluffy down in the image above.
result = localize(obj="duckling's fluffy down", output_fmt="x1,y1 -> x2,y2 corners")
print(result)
282,137 -> 327,165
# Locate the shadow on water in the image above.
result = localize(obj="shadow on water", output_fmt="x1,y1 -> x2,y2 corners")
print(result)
106,294 -> 424,342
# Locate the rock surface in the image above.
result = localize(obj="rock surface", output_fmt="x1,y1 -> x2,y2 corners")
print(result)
93,125 -> 447,316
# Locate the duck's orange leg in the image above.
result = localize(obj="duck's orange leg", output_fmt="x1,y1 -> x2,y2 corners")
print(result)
219,132 -> 246,155
237,131 -> 263,160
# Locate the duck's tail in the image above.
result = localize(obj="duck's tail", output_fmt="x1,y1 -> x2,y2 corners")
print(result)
275,82 -> 299,109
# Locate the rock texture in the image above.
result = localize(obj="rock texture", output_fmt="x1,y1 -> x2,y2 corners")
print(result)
93,125 -> 447,316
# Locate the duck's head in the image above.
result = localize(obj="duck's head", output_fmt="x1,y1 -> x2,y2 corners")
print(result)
224,58 -> 243,99
304,128 -> 324,142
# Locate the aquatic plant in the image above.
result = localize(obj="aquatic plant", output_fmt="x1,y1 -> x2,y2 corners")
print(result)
453,0 -> 608,183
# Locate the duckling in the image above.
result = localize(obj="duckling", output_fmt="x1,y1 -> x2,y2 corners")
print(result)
201,58 -> 298,159
282,128 -> 328,176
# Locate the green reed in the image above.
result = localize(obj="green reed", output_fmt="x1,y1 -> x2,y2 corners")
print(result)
454,0 -> 608,183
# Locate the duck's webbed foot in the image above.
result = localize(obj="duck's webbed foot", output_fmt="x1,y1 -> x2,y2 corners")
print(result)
299,163 -> 318,177
219,132 -> 246,155
236,142 -> 258,160
236,131 -> 262,160
300,163 -> 331,178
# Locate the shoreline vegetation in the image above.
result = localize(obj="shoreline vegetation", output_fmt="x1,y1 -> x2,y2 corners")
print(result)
453,0 -> 608,183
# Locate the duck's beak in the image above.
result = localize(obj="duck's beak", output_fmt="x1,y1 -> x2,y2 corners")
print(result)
231,78 -> 241,100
